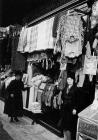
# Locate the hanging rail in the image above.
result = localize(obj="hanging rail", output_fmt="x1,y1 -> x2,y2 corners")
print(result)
27,0 -> 88,27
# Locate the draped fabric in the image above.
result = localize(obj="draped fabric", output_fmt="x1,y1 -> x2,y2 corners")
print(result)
36,17 -> 54,51
17,17 -> 54,53
17,27 -> 28,53
29,25 -> 38,52
56,13 -> 84,58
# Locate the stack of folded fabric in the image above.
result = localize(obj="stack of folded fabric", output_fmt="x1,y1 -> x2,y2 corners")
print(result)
30,102 -> 41,113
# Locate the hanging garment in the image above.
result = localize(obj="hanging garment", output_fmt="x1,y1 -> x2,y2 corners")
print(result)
36,89 -> 44,105
27,63 -> 33,86
57,13 -> 84,58
57,91 -> 62,109
76,68 -> 85,88
28,85 -> 36,109
24,27 -> 31,52
22,74 -> 29,85
86,41 -> 91,58
17,27 -> 28,53
28,75 -> 48,109
60,55 -> 68,70
53,96 -> 58,109
62,39 -> 82,58
45,84 -> 55,107
47,17 -> 55,49
36,17 -> 54,50
58,70 -> 67,90
29,25 -> 38,53
53,38 -> 62,54
22,90 -> 27,108
24,26 -> 38,53
92,37 -> 98,50
83,55 -> 97,75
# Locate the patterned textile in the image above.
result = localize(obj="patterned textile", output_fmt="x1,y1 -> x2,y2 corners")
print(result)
52,91 -> 62,109
58,70 -> 67,90
45,84 -> 55,107
56,13 -> 84,58
62,39 -> 82,58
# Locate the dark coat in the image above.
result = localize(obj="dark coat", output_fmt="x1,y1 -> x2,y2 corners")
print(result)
4,79 -> 24,117
60,85 -> 77,131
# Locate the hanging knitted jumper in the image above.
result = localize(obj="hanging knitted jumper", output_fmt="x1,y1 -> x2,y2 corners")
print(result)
57,13 -> 84,58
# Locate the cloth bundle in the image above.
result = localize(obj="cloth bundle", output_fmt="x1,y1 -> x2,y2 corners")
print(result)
29,102 -> 41,113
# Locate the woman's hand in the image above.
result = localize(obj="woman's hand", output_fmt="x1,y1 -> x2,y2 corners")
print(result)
72,109 -> 77,115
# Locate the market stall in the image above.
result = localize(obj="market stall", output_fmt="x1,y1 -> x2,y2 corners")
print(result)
20,0 -> 95,137
1,0 -> 98,139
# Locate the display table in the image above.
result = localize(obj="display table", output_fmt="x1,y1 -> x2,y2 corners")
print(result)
76,105 -> 98,140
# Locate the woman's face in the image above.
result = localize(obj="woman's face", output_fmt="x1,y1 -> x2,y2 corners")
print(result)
67,77 -> 74,86
16,75 -> 22,80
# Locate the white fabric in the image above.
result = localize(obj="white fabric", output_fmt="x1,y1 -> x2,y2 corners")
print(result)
76,69 -> 85,88
29,25 -> 38,52
27,63 -> 33,86
18,17 -> 54,53
36,17 -> 54,50
29,102 -> 41,113
83,55 -> 97,75
22,90 -> 27,108
86,41 -> 91,57
28,86 -> 39,109
28,75 -> 48,109
63,39 -> 82,58
22,74 -> 29,85
17,27 -> 28,53
57,13 -> 84,58
28,85 -> 35,109
24,27 -> 31,52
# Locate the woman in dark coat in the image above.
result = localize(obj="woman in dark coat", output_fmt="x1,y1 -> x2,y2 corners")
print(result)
4,71 -> 25,122
60,72 -> 77,140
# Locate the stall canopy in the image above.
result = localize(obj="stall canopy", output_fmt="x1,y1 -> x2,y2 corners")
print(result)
2,0 -> 88,26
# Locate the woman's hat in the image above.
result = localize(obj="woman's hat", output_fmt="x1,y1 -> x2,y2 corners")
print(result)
67,71 -> 75,80
15,70 -> 23,76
